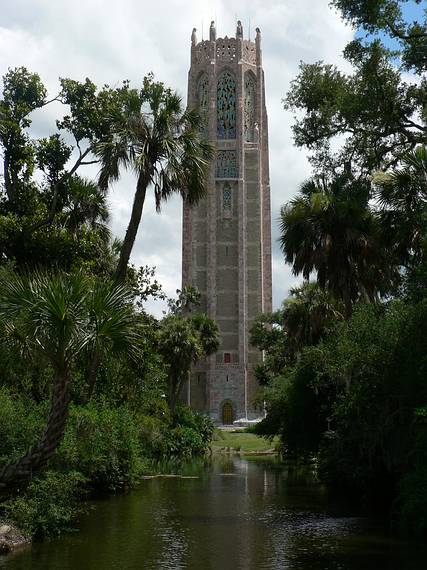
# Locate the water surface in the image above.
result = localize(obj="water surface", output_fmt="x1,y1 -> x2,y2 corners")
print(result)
1,456 -> 425,570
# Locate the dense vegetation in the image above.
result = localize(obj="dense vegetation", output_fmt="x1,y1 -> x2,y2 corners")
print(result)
0,0 -> 426,544
0,68 -> 217,538
252,0 -> 427,538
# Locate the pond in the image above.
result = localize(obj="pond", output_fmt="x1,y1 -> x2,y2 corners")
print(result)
1,456 -> 425,570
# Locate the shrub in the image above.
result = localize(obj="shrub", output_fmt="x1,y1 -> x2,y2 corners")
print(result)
162,407 -> 214,457
1,471 -> 86,539
138,407 -> 214,459
56,400 -> 147,490
395,465 -> 427,538
0,388 -> 45,467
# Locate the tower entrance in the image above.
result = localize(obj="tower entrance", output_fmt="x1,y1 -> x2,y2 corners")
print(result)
222,401 -> 234,425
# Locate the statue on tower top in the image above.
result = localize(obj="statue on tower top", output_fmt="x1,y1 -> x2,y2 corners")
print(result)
209,21 -> 216,41
236,20 -> 243,39
191,28 -> 197,46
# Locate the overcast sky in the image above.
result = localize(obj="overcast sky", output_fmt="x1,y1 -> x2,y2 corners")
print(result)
0,0 -> 354,315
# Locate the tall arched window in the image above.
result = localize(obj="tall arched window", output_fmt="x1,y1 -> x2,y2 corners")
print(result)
217,71 -> 236,139
222,182 -> 232,218
197,74 -> 209,134
244,73 -> 256,142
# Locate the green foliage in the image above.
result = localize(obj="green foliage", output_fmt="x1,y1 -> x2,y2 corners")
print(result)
157,310 -> 219,414
261,299 -> 427,513
331,0 -> 427,73
95,75 -> 214,281
0,388 -> 44,466
280,175 -> 397,313
0,67 -> 217,537
56,401 -> 148,490
161,409 -> 214,457
138,407 -> 214,459
373,145 -> 427,269
0,269 -> 143,372
285,3 -> 426,174
0,67 -> 134,273
272,0 -> 427,537
250,283 -> 344,385
2,471 -> 86,539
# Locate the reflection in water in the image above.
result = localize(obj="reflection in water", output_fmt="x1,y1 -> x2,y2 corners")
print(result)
1,456 -> 425,570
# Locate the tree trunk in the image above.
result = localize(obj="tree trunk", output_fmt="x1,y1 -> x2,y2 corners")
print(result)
114,170 -> 149,283
3,154 -> 14,202
85,351 -> 100,402
168,374 -> 177,417
0,368 -> 71,486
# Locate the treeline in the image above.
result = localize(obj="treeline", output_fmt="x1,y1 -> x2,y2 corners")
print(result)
251,0 -> 427,537
0,68 -> 217,537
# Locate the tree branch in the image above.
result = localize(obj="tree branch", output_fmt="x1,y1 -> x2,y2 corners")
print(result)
386,20 -> 427,41
40,94 -> 61,108
27,147 -> 93,234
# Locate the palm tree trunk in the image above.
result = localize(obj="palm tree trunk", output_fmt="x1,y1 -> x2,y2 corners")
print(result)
114,170 -> 149,283
0,368 -> 70,486
85,351 -> 100,402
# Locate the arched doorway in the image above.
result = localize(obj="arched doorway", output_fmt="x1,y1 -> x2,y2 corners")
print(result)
222,401 -> 234,425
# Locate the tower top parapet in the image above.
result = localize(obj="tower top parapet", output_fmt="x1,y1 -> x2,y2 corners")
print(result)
190,21 -> 261,66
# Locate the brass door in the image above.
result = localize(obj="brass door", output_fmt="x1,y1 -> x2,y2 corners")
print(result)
222,402 -> 233,425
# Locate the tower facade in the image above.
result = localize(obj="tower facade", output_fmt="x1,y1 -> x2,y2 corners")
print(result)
182,21 -> 272,424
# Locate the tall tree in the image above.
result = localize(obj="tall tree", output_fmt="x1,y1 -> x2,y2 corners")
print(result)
284,1 -> 426,174
96,75 -> 214,282
157,288 -> 219,416
250,282 -> 344,380
279,175 -> 394,315
331,0 -> 427,73
373,144 -> 427,268
0,68 -> 132,270
0,270 -> 142,485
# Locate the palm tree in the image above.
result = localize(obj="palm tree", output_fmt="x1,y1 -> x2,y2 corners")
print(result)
282,282 -> 344,356
96,75 -> 214,283
157,312 -> 219,416
0,270 -> 142,485
280,174 -> 393,316
63,175 -> 110,238
373,144 -> 427,268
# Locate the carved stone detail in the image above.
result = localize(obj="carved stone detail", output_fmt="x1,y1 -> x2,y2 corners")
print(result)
216,150 -> 238,178
216,38 -> 237,62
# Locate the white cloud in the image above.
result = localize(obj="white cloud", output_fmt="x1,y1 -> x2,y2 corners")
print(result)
0,0 -> 353,316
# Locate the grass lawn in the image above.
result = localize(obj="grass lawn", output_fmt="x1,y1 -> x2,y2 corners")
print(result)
211,430 -> 279,453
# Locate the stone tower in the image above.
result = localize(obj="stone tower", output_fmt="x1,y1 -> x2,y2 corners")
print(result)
182,21 -> 272,424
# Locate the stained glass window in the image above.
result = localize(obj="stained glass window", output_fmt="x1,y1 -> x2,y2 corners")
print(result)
244,73 -> 256,142
223,183 -> 232,218
217,72 -> 236,139
216,150 -> 238,178
197,74 -> 209,134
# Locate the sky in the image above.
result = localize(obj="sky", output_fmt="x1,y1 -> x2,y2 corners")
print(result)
0,0 -> 355,316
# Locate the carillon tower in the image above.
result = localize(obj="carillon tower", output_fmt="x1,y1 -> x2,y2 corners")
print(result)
182,20 -> 272,424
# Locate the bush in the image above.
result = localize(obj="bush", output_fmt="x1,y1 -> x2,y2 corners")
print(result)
395,465 -> 427,538
138,406 -> 214,459
1,471 -> 86,539
176,406 -> 215,447
0,388 -> 45,467
56,400 -> 148,491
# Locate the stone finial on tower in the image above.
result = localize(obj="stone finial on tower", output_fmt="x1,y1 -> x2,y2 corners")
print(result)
191,28 -> 197,46
209,21 -> 216,41
236,20 -> 243,39
255,27 -> 262,64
